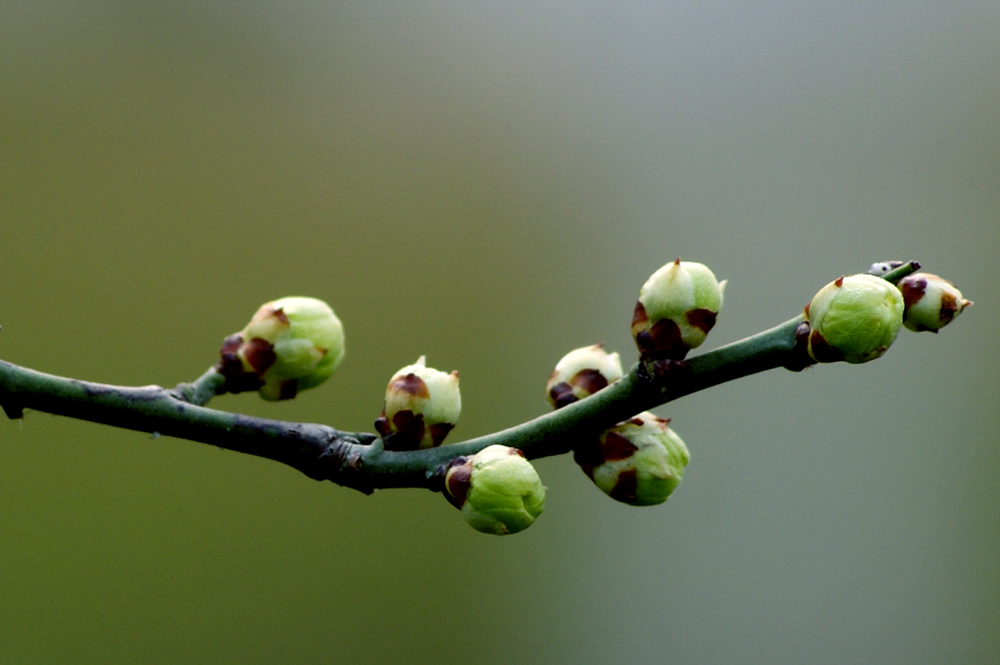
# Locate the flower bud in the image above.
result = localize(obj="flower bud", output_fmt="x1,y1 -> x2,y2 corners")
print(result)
574,412 -> 689,506
443,445 -> 546,535
375,356 -> 461,450
217,296 -> 345,401
898,273 -> 972,333
545,344 -> 623,409
804,274 -> 904,364
632,259 -> 726,360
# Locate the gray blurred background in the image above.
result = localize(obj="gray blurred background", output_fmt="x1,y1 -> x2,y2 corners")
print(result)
2,2 -> 998,663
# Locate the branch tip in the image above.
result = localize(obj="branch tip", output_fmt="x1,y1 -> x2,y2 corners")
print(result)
882,260 -> 921,284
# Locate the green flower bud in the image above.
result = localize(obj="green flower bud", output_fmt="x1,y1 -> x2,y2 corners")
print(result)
804,274 -> 904,364
632,259 -> 726,360
375,356 -> 461,450
545,344 -> 623,409
443,445 -> 546,535
898,273 -> 973,333
574,412 -> 690,506
217,296 -> 345,401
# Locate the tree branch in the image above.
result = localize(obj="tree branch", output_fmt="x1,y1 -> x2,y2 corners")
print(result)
0,313 -> 803,493
0,260 -> 921,495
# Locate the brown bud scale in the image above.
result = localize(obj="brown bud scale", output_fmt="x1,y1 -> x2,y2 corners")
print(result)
243,338 -> 277,375
572,369 -> 610,397
635,318 -> 684,359
807,330 -> 842,363
375,410 -> 428,451
602,432 -> 640,461
631,301 -> 649,329
548,382 -> 578,409
216,334 -> 267,393
939,292 -> 959,323
899,276 -> 927,307
255,305 -> 291,326
445,461 -> 473,508
429,422 -> 455,447
685,308 -> 718,334
610,469 -> 639,503
389,373 -> 430,398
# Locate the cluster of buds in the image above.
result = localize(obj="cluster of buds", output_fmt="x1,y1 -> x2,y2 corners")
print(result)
213,257 -> 969,536
373,358 -> 546,534
545,344 -> 623,409
631,259 -> 726,361
898,273 -> 973,333
216,296 -> 345,401
543,345 -> 690,507
442,445 -> 546,535
574,412 -> 690,506
375,356 -> 461,450
802,266 -> 972,364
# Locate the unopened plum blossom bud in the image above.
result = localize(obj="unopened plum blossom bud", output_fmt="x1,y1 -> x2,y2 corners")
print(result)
804,274 -> 904,364
632,259 -> 726,360
443,445 -> 546,535
375,356 -> 461,450
898,273 -> 973,333
574,412 -> 690,506
545,344 -> 623,409
217,296 -> 345,401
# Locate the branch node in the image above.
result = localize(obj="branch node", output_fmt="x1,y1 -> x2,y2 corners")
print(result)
317,438 -> 375,494
170,367 -> 227,407
783,320 -> 817,372
639,357 -> 691,387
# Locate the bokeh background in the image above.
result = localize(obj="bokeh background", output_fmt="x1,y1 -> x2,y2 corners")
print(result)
2,2 -> 998,663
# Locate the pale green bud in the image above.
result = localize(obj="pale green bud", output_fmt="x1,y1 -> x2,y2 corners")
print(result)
545,344 -> 623,409
804,274 -> 904,364
443,445 -> 546,535
217,296 -> 345,401
632,259 -> 726,360
898,273 -> 972,333
375,356 -> 461,450
574,412 -> 690,506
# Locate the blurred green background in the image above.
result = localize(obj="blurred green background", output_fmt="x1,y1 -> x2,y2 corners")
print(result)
2,2 -> 998,663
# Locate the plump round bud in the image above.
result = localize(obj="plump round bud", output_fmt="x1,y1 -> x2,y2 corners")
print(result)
217,296 -> 345,401
898,273 -> 972,333
804,274 -> 904,364
545,344 -> 623,409
375,356 -> 461,450
632,259 -> 726,360
574,412 -> 690,506
443,445 -> 546,535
